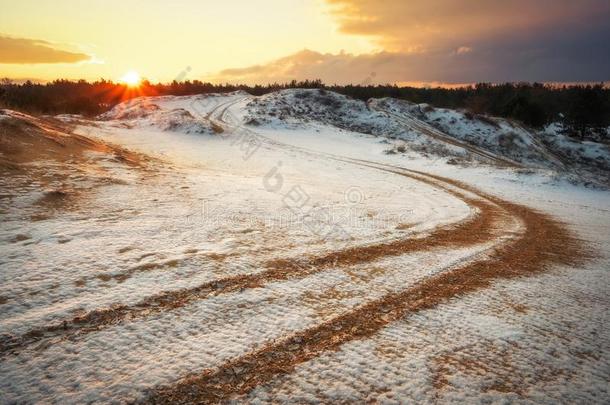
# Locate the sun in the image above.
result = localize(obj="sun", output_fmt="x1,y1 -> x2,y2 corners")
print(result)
120,70 -> 141,87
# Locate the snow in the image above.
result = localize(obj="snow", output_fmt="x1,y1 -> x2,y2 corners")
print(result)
374,98 -> 547,163
2,93 -> 475,335
371,98 -> 610,185
231,121 -> 610,403
1,90 -> 609,404
542,122 -> 610,169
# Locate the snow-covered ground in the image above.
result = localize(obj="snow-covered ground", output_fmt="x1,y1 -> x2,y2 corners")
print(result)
231,121 -> 610,404
0,91 -> 608,404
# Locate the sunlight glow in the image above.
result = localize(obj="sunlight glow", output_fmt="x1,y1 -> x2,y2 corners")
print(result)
120,70 -> 141,87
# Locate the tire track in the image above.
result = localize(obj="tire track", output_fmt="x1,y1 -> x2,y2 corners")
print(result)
0,97 -> 477,356
142,103 -> 588,403
0,124 -> 511,359
0,97 -> 549,403
144,169 -> 588,405
7,101 -> 513,341
0,163 -> 497,357
370,103 -> 523,168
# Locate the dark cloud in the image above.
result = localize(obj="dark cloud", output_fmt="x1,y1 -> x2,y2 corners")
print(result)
321,0 -> 610,82
216,0 -> 610,84
213,33 -> 609,85
325,0 -> 610,51
0,35 -> 90,64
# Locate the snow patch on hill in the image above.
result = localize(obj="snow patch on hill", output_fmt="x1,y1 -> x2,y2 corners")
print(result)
243,89 -> 398,134
541,123 -> 610,173
99,96 -> 216,135
372,98 -> 610,186
243,89 -> 472,161
373,98 -> 553,166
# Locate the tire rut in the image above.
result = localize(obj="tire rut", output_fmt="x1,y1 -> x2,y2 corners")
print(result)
144,169 -> 588,405
0,161 -> 502,358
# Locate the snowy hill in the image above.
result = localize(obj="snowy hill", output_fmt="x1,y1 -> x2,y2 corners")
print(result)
240,89 -> 610,186
243,89 -> 400,134
2,93 -> 609,404
371,98 -> 610,185
371,98 -> 553,166
242,89 -> 482,162
85,89 -> 610,186
100,96 -> 218,134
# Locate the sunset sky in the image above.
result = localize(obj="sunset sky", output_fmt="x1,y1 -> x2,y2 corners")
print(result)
1,0 -> 609,85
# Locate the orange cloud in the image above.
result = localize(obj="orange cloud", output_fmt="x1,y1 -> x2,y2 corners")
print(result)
209,49 -> 380,85
209,49 -> 482,85
0,35 -> 90,64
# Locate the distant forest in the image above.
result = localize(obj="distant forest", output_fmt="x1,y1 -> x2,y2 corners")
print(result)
1,78 -> 608,140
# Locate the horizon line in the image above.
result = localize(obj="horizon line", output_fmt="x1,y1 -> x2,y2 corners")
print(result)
1,77 -> 608,90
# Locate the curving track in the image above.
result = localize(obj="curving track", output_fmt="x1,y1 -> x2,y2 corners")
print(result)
142,98 -> 586,403
0,98 -> 588,404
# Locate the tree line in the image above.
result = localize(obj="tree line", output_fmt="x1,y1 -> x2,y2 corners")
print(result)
1,78 -> 608,140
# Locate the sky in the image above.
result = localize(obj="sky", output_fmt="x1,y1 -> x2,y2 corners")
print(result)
1,0 -> 609,85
